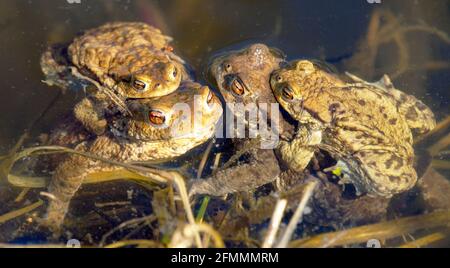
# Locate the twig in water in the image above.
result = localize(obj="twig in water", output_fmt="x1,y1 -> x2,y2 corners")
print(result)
104,239 -> 161,248
428,133 -> 450,157
431,160 -> 450,170
169,222 -> 224,248
276,180 -> 318,248
0,200 -> 44,224
415,116 -> 450,145
398,231 -> 449,248
94,201 -> 132,208
197,139 -> 215,179
262,199 -> 287,248
14,188 -> 30,203
171,172 -> 203,248
290,210 -> 450,248
99,215 -> 156,246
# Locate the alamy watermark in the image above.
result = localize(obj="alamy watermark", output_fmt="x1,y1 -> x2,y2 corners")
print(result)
366,239 -> 381,248
155,98 -> 280,149
66,239 -> 81,248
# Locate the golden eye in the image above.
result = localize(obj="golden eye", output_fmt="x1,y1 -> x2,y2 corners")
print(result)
282,87 -> 294,101
148,110 -> 165,125
230,78 -> 245,96
132,79 -> 148,91
276,75 -> 282,82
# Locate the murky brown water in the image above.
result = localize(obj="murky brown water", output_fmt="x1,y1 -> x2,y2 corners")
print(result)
0,0 -> 448,246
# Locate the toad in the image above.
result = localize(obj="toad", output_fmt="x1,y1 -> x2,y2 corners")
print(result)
44,82 -> 222,229
41,22 -> 190,136
270,60 -> 436,197
190,48 -> 399,227
189,43 -> 297,196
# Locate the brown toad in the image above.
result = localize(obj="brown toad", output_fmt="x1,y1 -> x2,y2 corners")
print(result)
190,48 -> 394,227
44,82 -> 222,229
189,43 -> 298,196
270,60 -> 436,197
41,22 -> 190,135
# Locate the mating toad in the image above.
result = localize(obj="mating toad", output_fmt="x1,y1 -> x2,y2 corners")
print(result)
44,82 -> 222,229
41,22 -> 190,135
189,43 -> 298,196
190,47 -> 391,226
270,60 -> 436,197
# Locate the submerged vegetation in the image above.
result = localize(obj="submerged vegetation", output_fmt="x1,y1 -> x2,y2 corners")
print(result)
1,116 -> 449,248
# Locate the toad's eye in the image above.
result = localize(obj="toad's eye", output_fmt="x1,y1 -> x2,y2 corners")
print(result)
230,77 -> 245,96
148,110 -> 166,125
282,87 -> 294,101
223,62 -> 232,72
132,79 -> 148,91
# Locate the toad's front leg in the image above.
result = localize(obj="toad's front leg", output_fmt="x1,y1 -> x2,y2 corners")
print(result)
74,97 -> 107,136
278,125 -> 321,172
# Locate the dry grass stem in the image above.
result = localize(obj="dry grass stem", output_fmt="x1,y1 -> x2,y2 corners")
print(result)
276,180 -> 318,248
0,200 -> 44,224
290,210 -> 450,248
262,199 -> 287,248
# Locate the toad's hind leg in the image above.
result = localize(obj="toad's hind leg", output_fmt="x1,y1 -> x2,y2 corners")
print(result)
43,136 -> 123,231
44,155 -> 125,231
44,153 -> 91,231
354,150 -> 418,197
378,75 -> 436,135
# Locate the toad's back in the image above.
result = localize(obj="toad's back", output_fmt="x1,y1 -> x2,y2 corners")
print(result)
319,85 -> 414,154
68,22 -> 173,79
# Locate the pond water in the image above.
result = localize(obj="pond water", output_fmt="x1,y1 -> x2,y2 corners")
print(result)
0,0 -> 448,247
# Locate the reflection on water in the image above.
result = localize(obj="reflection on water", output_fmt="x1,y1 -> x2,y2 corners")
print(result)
0,0 -> 448,246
